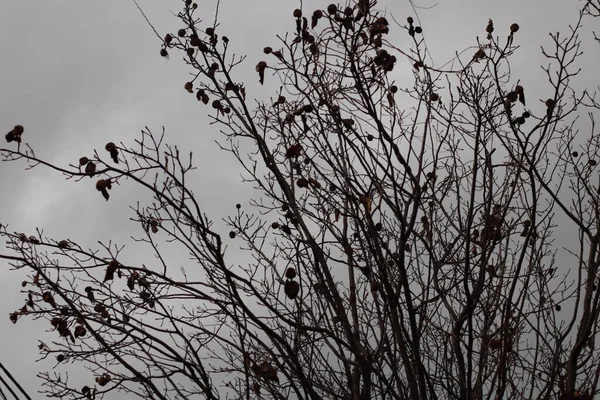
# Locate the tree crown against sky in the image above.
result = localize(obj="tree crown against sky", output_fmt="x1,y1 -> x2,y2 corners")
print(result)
1,0 -> 600,399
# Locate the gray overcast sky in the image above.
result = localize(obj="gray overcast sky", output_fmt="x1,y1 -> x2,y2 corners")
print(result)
0,0 -> 595,397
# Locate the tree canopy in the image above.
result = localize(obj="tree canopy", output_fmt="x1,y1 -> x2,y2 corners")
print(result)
2,0 -> 600,399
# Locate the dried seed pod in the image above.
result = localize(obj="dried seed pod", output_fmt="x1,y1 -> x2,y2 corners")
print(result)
58,240 -> 69,249
105,143 -> 119,163
285,143 -> 302,158
545,98 -> 555,119
85,286 -> 95,303
42,292 -> 57,308
515,85 -> 525,105
370,281 -> 381,292
489,338 -> 502,350
96,374 -> 111,387
189,34 -> 201,47
96,179 -> 108,199
285,280 -> 300,299
327,4 -> 337,15
229,231 -> 236,239
312,10 -> 323,28
184,82 -> 194,93
296,177 -> 309,188
255,61 -> 267,85
285,268 -> 297,279
293,8 -> 302,18
79,157 -> 89,166
74,325 -> 86,338
429,93 -> 439,102
510,23 -> 519,33
407,16 -> 413,24
414,26 -> 422,34
85,161 -> 96,178
177,28 -> 186,37
160,48 -> 169,58
486,19 -> 494,34
56,354 -> 65,362
12,125 -> 24,136
104,260 -> 119,282
256,361 -> 279,382
308,178 -> 321,189
506,91 -> 518,103
164,34 -> 172,44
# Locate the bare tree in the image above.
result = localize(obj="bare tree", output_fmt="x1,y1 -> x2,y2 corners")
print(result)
2,0 -> 600,399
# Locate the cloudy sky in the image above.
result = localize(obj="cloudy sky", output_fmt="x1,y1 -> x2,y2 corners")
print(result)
0,0 -> 594,397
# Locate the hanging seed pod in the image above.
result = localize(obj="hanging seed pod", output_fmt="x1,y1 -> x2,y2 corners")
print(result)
327,4 -> 337,15
96,374 -> 111,387
506,91 -> 518,103
84,286 -> 95,302
11,125 -> 24,136
74,325 -> 86,338
79,157 -> 89,166
160,48 -> 169,58
285,143 -> 302,158
104,260 -> 119,282
96,179 -> 110,201
285,268 -> 297,279
296,177 -> 309,188
284,280 -> 300,299
42,292 -> 57,308
255,61 -> 267,85
105,142 -> 119,163
510,23 -> 519,33
85,161 -> 96,177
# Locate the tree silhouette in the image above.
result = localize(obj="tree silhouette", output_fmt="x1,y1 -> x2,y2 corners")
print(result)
2,0 -> 600,399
